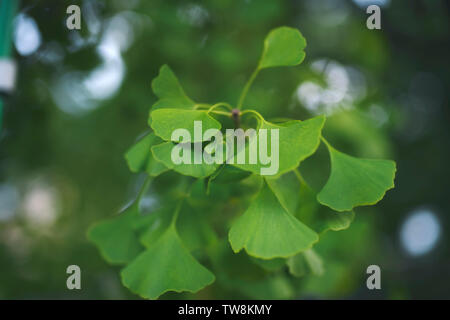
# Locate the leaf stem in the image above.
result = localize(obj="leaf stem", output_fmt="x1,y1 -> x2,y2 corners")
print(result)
209,110 -> 232,116
294,168 -> 308,187
193,103 -> 211,110
132,176 -> 153,211
210,102 -> 233,112
240,109 -> 265,128
320,136 -> 334,150
170,178 -> 197,226
170,200 -> 184,227
237,67 -> 260,109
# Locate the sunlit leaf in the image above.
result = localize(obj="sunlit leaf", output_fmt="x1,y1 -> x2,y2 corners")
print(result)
121,225 -> 215,299
151,64 -> 195,110
150,109 -> 221,143
232,116 -> 325,177
317,141 -> 396,211
152,142 -> 218,178
259,26 -> 306,69
228,181 -> 318,259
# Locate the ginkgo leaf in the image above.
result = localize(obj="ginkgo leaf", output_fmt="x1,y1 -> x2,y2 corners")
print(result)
315,210 -> 355,233
150,109 -> 221,143
151,64 -> 195,111
250,257 -> 286,272
232,116 -> 325,177
206,165 -> 253,195
209,165 -> 252,184
317,141 -> 396,212
152,142 -> 218,178
292,178 -> 355,233
121,225 -> 215,299
266,170 -> 355,233
265,171 -> 301,214
228,181 -> 318,259
176,204 -> 218,252
208,240 -> 294,299
140,202 -> 217,252
87,205 -> 144,265
139,206 -> 173,248
124,132 -> 168,176
287,249 -> 324,277
259,26 -> 307,69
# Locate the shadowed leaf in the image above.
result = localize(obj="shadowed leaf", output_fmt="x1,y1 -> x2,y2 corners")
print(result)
121,225 -> 215,299
229,181 -> 318,259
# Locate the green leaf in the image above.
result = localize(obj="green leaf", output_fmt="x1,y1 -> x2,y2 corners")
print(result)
151,64 -> 195,110
208,240 -> 294,299
250,257 -> 286,272
152,142 -> 218,178
233,274 -> 295,299
87,205 -> 144,265
206,165 -> 252,195
139,206 -> 173,248
315,210 -> 355,233
150,109 -> 221,143
317,141 -> 396,211
121,225 -> 215,299
294,179 -> 355,233
259,26 -> 306,69
209,165 -> 252,184
232,115 -> 325,177
287,249 -> 324,277
266,170 -> 355,234
265,171 -> 301,214
140,202 -> 217,252
124,132 -> 168,176
228,181 -> 318,259
176,203 -> 218,252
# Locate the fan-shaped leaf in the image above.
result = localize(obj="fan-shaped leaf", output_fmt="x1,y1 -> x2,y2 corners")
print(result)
150,109 -> 221,143
151,64 -> 195,110
121,225 -> 215,299
228,181 -> 318,259
88,205 -> 143,264
124,132 -> 168,176
317,142 -> 396,211
259,26 -> 307,69
152,142 -> 218,178
232,116 -> 325,177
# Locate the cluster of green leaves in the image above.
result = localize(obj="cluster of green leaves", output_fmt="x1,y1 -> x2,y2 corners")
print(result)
88,27 -> 396,299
